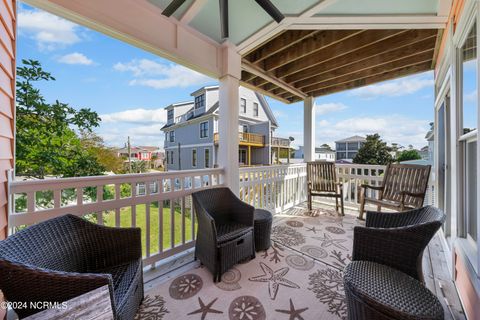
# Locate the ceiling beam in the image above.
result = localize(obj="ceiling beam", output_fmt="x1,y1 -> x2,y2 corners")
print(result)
284,29 -> 437,84
298,0 -> 339,18
180,0 -> 208,23
240,81 -> 291,104
284,15 -> 447,29
244,30 -> 317,64
237,22 -> 288,55
294,37 -> 437,90
276,29 -> 406,78
262,29 -> 363,72
300,50 -> 434,94
242,59 -> 308,100
306,61 -> 432,97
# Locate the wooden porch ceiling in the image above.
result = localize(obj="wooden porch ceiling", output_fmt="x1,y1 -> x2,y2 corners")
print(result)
241,28 -> 442,104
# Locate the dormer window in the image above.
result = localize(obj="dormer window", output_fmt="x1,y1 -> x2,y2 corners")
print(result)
195,94 -> 205,109
240,98 -> 246,113
167,109 -> 174,122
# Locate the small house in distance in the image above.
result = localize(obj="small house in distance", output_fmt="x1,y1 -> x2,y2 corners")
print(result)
335,135 -> 366,161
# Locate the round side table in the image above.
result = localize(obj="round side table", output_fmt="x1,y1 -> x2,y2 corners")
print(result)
253,209 -> 272,251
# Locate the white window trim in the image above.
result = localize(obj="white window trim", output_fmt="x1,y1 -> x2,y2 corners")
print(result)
169,130 -> 175,143
452,0 -> 480,278
253,102 -> 259,117
240,98 -> 247,114
200,121 -> 209,139
205,148 -> 210,168
192,148 -> 197,168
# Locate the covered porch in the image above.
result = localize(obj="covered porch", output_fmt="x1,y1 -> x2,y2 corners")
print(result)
0,0 -> 479,319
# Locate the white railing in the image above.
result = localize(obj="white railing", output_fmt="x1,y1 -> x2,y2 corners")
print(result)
8,168 -> 224,267
239,164 -> 307,213
238,163 -> 436,213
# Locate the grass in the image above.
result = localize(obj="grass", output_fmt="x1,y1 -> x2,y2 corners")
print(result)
102,202 -> 197,257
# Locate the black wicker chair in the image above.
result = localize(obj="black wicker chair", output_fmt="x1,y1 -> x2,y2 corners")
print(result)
352,205 -> 446,281
192,187 -> 255,282
0,214 -> 143,320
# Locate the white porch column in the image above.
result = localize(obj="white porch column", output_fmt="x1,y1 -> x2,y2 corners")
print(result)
304,97 -> 316,162
218,45 -> 241,194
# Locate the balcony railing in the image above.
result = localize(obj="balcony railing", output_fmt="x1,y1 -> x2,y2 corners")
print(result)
271,136 -> 291,148
213,132 -> 265,145
7,163 -> 435,267
8,168 -> 224,267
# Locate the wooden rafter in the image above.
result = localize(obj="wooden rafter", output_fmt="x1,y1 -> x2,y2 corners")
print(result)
285,29 -> 437,84
261,29 -> 362,71
294,37 -> 437,90
241,28 -> 439,103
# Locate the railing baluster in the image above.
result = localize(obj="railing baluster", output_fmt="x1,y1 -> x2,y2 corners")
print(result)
170,199 -> 175,249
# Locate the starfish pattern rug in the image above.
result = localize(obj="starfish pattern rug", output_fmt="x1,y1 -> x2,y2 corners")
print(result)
136,205 -> 361,320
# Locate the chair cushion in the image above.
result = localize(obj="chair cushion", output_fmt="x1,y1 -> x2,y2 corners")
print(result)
216,223 -> 252,244
344,261 -> 444,320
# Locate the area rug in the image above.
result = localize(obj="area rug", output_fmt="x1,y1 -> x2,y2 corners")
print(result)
136,245 -> 347,320
136,205 -> 360,320
272,205 -> 364,270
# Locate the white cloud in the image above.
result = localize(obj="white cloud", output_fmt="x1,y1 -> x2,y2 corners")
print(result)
315,102 -> 347,115
315,115 -> 429,149
18,8 -> 83,50
98,124 -> 165,147
100,108 -> 167,125
114,59 -> 212,89
58,52 -> 94,65
350,76 -> 433,99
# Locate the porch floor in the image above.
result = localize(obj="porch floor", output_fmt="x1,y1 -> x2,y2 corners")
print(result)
139,202 -> 466,320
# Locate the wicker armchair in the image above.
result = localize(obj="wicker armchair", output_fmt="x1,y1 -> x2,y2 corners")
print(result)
0,214 -> 143,320
192,187 -> 255,282
352,206 -> 445,282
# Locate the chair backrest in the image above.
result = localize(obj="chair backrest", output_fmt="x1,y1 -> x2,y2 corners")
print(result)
0,215 -> 93,272
381,164 -> 431,207
307,162 -> 338,192
192,187 -> 235,225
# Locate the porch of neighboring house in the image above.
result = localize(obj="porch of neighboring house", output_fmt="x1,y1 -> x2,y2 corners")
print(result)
1,0 -> 480,319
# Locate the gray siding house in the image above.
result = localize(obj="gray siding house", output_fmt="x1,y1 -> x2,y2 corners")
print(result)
161,86 -> 290,170
335,135 -> 366,160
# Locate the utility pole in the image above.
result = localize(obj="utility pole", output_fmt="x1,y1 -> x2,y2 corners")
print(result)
127,136 -> 132,173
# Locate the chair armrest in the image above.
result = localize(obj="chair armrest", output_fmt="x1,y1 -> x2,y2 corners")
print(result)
307,181 -> 312,191
399,191 -> 425,198
365,210 -> 404,228
361,184 -> 384,191
352,225 -> 435,280
230,196 -> 255,227
0,260 -> 115,318
81,222 -> 142,269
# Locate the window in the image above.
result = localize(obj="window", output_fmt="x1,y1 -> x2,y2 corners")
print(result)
192,149 -> 197,167
242,125 -> 248,133
205,149 -> 210,168
347,142 -> 359,150
253,102 -> 259,117
169,131 -> 175,142
166,151 -> 169,164
240,98 -> 246,113
195,94 -> 205,110
167,109 -> 174,122
337,143 -> 346,151
461,22 -> 477,132
200,121 -> 209,138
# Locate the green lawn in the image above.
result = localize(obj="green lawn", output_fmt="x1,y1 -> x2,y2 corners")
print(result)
102,202 -> 197,256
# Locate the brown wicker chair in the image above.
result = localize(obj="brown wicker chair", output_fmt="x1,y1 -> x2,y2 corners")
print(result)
352,206 -> 445,281
358,163 -> 431,220
307,162 -> 344,215
192,187 -> 255,282
0,214 -> 143,320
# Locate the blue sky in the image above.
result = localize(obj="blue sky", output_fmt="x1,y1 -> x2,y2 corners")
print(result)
18,3 -> 438,149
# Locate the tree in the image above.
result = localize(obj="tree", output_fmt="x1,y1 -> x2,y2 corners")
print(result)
16,59 -> 103,178
353,133 -> 393,165
396,149 -> 422,162
80,131 -> 124,173
320,143 -> 333,151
